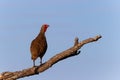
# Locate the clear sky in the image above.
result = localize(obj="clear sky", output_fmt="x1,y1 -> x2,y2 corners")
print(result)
0,0 -> 120,80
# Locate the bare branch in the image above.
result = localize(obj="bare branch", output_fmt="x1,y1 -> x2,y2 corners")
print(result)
0,35 -> 102,80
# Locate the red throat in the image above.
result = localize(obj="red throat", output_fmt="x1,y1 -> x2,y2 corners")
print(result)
44,27 -> 48,32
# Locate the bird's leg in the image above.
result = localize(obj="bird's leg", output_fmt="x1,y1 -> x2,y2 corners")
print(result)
33,60 -> 35,67
40,58 -> 42,65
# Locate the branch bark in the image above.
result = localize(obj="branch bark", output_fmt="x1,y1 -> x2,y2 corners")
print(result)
0,35 -> 102,80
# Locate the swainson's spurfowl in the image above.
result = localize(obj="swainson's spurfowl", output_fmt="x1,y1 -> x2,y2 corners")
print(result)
30,24 -> 49,67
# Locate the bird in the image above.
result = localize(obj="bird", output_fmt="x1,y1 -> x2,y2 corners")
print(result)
30,24 -> 49,67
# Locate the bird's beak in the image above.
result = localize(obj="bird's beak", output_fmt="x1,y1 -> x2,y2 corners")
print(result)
47,25 -> 50,27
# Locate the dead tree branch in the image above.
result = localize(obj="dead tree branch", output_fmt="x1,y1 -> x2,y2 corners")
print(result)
0,35 -> 102,80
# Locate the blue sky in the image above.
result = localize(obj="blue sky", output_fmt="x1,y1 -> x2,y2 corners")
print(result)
0,0 -> 120,80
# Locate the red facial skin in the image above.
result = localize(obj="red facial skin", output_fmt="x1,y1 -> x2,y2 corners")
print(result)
43,24 -> 49,32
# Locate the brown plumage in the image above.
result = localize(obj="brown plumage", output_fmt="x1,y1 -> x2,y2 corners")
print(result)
30,24 -> 49,67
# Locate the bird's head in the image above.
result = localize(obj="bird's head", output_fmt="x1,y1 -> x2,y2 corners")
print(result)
41,24 -> 49,33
